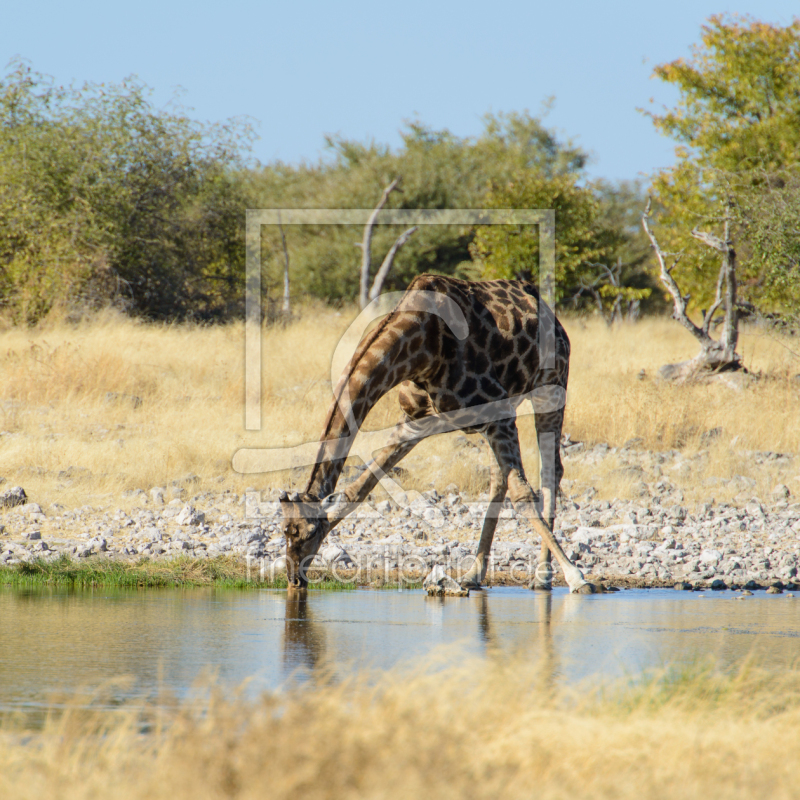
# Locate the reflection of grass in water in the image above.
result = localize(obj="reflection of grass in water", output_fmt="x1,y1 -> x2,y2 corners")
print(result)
2,653 -> 800,799
0,556 -> 354,591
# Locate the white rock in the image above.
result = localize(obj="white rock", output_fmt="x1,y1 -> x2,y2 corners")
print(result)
571,527 -> 608,545
176,505 -> 205,526
423,564 -> 468,596
269,555 -> 287,580
319,545 -> 349,564
700,549 -> 722,563
375,533 -> 405,546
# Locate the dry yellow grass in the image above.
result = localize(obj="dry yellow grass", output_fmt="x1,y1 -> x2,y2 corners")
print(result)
0,308 -> 798,510
2,654 -> 800,800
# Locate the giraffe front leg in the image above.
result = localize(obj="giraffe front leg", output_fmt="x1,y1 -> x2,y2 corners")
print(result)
461,455 -> 507,589
325,421 -> 424,531
489,421 -> 594,594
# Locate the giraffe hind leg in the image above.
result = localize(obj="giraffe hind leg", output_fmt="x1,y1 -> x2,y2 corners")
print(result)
532,408 -> 564,590
461,443 -> 507,589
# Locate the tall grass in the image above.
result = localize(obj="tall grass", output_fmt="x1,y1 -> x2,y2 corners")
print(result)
0,308 -> 798,509
2,654 -> 800,799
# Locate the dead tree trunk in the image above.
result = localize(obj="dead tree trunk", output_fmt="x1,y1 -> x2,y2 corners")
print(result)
368,225 -> 418,302
359,178 -> 400,309
278,215 -> 291,324
642,201 -> 743,382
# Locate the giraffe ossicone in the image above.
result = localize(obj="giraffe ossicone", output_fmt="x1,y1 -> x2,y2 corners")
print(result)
279,274 -> 595,595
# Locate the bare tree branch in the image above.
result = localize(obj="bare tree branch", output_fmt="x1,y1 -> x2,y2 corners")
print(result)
692,218 -> 738,355
691,228 -> 726,251
701,248 -> 726,336
643,199 -> 742,380
642,199 -> 711,346
368,225 -> 418,302
278,213 -> 291,324
360,178 -> 401,308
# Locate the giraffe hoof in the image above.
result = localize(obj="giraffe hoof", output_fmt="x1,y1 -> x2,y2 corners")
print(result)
529,581 -> 552,592
460,578 -> 483,591
572,582 -> 597,594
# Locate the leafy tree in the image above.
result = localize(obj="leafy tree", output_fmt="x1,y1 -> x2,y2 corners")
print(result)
254,111 -> 649,309
0,60 -> 254,322
468,138 -> 653,308
646,14 -> 800,313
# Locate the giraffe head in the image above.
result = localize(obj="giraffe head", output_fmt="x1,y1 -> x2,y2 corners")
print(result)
279,491 -> 326,589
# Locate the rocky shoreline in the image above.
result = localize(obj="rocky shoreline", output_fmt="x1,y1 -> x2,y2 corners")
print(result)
2,442 -> 799,592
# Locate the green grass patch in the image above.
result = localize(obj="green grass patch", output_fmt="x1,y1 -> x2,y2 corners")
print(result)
0,555 -> 356,591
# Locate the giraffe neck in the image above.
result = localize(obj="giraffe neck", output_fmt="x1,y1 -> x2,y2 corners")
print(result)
304,314 -> 427,500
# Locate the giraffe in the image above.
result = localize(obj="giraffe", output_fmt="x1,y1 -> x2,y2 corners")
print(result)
279,274 -> 594,594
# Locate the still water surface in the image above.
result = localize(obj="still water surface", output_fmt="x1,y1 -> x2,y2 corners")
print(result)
2,586 -> 799,715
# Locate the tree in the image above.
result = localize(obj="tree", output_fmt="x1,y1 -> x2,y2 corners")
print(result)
642,201 -> 741,381
0,60 -> 254,322
251,112 -> 652,307
646,14 -> 800,316
357,177 -> 418,308
469,173 -> 611,296
471,134 -> 651,306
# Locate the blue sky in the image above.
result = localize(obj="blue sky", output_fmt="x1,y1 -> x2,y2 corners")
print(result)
3,2 -> 798,182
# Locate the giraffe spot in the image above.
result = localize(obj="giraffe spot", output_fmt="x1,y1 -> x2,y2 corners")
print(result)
497,313 -> 511,332
435,392 -> 460,413
472,319 -> 489,348
408,352 -> 429,374
517,336 -> 534,358
480,377 -> 504,398
426,326 -> 442,355
493,287 -> 510,302
473,351 -> 489,375
441,331 -> 457,361
431,363 -> 448,385
504,364 -> 524,390
360,351 -> 379,372
460,376 -> 478,397
407,334 -> 424,354
370,363 -> 388,387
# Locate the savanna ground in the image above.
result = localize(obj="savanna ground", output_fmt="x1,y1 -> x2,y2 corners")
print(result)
2,309 -> 800,798
1,307 -> 798,508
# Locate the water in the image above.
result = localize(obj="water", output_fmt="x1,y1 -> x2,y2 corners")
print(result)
2,586 -> 799,718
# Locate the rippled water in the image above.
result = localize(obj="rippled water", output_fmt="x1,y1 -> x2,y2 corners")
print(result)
2,586 -> 799,718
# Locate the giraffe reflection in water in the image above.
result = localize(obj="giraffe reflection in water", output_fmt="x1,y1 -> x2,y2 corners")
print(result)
282,590 -> 327,676
474,590 -> 557,691
281,588 -> 559,685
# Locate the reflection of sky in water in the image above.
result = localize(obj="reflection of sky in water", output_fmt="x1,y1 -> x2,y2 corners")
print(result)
2,587 -> 800,715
